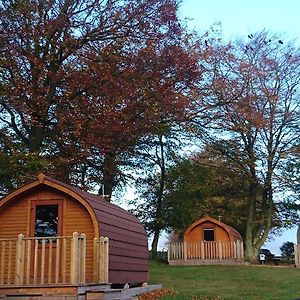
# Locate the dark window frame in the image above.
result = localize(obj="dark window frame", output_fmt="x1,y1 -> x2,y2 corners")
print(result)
203,228 -> 215,241
30,200 -> 63,239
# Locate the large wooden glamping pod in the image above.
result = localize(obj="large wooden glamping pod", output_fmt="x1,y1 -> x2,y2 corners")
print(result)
168,215 -> 244,265
0,173 -> 148,291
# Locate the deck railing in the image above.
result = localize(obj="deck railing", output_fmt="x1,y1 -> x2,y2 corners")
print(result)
0,232 -> 109,286
168,240 -> 244,262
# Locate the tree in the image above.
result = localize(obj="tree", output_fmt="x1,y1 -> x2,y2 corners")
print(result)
131,145 -> 251,256
0,0 -> 202,197
162,148 -> 250,238
280,241 -> 294,260
194,32 -> 300,260
130,125 -> 183,258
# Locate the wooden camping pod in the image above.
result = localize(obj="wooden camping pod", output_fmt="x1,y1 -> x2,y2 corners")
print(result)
0,173 -> 148,285
184,215 -> 243,243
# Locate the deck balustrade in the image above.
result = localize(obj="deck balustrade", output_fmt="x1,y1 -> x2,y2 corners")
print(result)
0,232 -> 109,286
168,240 -> 244,264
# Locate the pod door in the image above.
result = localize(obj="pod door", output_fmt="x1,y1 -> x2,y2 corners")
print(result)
30,200 -> 63,282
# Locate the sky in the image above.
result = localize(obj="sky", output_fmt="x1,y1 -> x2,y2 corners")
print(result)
180,0 -> 299,42
177,0 -> 300,255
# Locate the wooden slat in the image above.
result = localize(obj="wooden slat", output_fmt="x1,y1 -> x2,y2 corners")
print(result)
93,238 -> 98,282
0,241 -> 5,284
7,241 -> 12,284
33,239 -> 38,284
55,238 -> 60,284
62,238 -> 67,284
103,237 -> 109,283
48,239 -> 53,284
26,239 -> 31,284
80,233 -> 86,284
40,239 -> 46,284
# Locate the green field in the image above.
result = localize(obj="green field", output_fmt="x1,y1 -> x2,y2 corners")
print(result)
148,261 -> 300,300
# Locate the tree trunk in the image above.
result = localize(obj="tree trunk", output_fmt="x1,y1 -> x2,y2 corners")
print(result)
244,179 -> 258,262
150,134 -> 166,259
28,127 -> 44,153
151,228 -> 160,260
102,152 -> 118,201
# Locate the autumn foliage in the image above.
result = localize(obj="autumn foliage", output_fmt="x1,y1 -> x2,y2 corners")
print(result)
0,0 -> 202,196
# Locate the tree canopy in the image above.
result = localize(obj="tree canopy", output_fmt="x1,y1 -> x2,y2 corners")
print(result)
0,0 -> 202,197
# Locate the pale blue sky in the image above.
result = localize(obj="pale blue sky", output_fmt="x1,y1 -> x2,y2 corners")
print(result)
179,0 -> 299,255
180,0 -> 299,42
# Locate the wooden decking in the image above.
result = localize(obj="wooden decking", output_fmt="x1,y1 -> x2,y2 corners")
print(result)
168,240 -> 244,265
0,283 -> 162,300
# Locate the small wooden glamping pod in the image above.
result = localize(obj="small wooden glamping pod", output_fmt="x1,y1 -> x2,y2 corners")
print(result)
168,216 -> 244,265
0,173 -> 148,295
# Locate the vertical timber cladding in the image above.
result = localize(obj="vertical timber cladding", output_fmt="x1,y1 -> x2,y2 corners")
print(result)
185,222 -> 230,243
64,195 -> 94,282
0,196 -> 28,238
0,196 -> 28,279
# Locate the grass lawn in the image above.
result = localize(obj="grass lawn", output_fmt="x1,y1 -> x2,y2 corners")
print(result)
148,260 -> 300,300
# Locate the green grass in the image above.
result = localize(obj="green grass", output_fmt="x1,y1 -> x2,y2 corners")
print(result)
148,260 -> 300,300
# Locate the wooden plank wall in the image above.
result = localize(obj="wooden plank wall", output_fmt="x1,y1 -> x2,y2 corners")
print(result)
64,195 -> 95,282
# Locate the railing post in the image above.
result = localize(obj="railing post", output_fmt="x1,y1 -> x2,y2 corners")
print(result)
236,240 -> 241,259
70,232 -> 79,285
218,241 -> 223,260
1,241 -> 6,285
200,241 -> 205,259
167,243 -> 171,263
80,233 -> 86,284
15,233 -> 24,285
183,241 -> 187,262
103,237 -> 109,283
93,237 -> 98,282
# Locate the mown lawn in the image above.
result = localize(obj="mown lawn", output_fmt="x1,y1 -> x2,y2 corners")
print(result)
148,260 -> 300,300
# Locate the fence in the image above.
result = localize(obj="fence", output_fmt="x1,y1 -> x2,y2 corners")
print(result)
168,240 -> 244,262
0,232 -> 109,286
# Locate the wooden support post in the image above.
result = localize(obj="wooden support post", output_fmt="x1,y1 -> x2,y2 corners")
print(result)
48,239 -> 53,284
7,241 -> 12,284
41,239 -> 46,284
236,240 -> 241,259
103,237 -> 109,283
70,232 -> 79,285
80,233 -> 86,284
26,239 -> 31,284
0,241 -> 5,285
93,238 -> 98,282
15,233 -> 24,285
200,241 -> 205,260
167,244 -> 170,263
62,238 -> 67,283
55,238 -> 60,284
33,239 -> 38,284
99,237 -> 104,282
183,241 -> 187,262
218,241 -> 223,260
